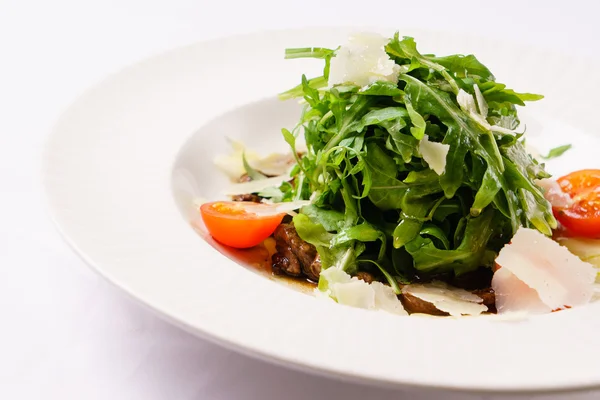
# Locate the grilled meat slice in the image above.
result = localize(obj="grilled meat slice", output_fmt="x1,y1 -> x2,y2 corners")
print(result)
231,174 -> 263,203
272,223 -> 321,281
305,255 -> 322,283
355,271 -> 374,284
272,249 -> 302,277
472,288 -> 496,310
231,193 -> 262,202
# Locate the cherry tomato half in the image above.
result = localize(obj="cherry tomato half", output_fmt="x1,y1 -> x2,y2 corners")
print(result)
200,201 -> 285,248
553,169 -> 600,238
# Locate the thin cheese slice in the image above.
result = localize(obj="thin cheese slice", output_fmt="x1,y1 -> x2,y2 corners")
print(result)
492,268 -> 551,314
225,175 -> 290,195
402,281 -> 487,317
328,33 -> 401,87
317,268 -> 407,315
419,135 -> 449,175
494,227 -> 596,312
371,282 -> 408,316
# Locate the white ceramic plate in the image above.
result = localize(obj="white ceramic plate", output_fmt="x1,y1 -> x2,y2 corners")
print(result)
43,27 -> 600,394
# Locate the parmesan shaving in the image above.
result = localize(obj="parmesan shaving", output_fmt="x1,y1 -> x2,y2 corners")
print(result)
250,200 -> 310,216
316,268 -> 407,315
328,33 -> 401,87
332,280 -> 376,309
402,281 -> 487,316
214,138 -> 296,180
489,125 -> 517,136
419,135 -> 449,175
473,84 -> 488,117
492,268 -> 551,314
372,282 -> 408,315
457,89 -> 477,114
493,227 -> 596,313
456,89 -> 520,136
225,175 -> 290,196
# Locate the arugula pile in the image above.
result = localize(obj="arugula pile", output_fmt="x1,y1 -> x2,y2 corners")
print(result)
274,33 -> 556,288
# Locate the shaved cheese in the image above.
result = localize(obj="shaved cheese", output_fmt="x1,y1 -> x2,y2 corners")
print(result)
316,268 -> 407,315
314,288 -> 336,302
225,175 -> 290,195
457,89 -> 478,114
456,89 -> 520,136
489,125 -> 517,136
328,33 -> 401,87
473,84 -> 488,117
251,153 -> 297,176
319,267 -> 353,288
371,282 -> 408,315
333,280 -> 375,309
493,227 -> 596,313
213,139 -> 252,179
537,178 -> 573,209
419,135 -> 449,175
214,138 -> 296,180
251,200 -> 310,217
402,281 -> 487,316
492,268 -> 551,314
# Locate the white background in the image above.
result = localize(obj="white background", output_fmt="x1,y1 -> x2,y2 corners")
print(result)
1,1 -> 600,399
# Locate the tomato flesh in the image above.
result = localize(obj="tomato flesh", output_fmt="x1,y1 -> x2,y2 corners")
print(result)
200,201 -> 285,248
553,169 -> 600,238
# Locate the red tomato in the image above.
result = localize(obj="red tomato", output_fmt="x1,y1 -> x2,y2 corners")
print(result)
200,201 -> 285,248
553,169 -> 600,238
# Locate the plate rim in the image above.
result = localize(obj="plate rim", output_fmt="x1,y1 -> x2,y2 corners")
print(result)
42,26 -> 600,394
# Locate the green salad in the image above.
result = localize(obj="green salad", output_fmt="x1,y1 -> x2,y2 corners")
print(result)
269,32 -> 556,290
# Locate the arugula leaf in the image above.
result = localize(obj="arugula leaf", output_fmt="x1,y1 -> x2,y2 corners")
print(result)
386,34 -> 459,94
393,213 -> 424,249
431,54 -> 494,80
541,144 -> 572,160
333,223 -> 386,260
420,224 -> 451,250
293,212 -> 377,273
301,204 -> 346,232
401,73 -> 504,203
359,81 -> 404,96
405,101 -> 426,140
279,76 -> 328,100
359,259 -> 402,294
406,208 -> 496,274
293,213 -> 334,247
285,47 -> 335,59
478,81 -> 543,106
364,143 -> 408,210
349,107 -> 409,133
279,33 -> 554,283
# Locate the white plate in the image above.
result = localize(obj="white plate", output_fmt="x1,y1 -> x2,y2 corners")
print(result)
43,27 -> 600,394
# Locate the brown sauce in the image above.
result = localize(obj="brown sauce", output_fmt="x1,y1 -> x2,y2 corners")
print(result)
191,217 -> 499,315
192,217 -> 316,294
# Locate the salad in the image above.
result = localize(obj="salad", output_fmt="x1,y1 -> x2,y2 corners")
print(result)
200,32 -> 600,317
